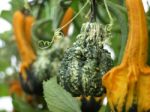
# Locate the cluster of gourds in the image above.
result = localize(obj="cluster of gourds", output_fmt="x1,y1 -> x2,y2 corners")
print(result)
12,0 -> 150,111
13,7 -> 73,95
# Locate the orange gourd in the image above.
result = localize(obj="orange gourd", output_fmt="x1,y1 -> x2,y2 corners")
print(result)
102,0 -> 150,111
24,15 -> 35,46
13,11 -> 36,76
60,7 -> 74,36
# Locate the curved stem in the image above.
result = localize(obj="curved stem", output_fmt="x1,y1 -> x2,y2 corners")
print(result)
90,0 -> 97,22
104,0 -> 113,26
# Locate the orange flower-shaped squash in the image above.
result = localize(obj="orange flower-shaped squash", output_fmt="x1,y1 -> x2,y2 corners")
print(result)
102,0 -> 150,111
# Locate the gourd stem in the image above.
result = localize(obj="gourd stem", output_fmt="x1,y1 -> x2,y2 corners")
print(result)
104,0 -> 113,26
90,0 -> 97,22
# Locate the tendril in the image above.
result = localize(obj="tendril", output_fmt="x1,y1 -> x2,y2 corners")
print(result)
38,0 -> 90,49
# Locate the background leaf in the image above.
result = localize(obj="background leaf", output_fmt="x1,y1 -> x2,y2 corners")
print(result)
107,1 -> 128,64
12,95 -> 48,112
0,11 -> 12,23
10,0 -> 24,11
12,95 -> 35,112
0,83 -> 9,96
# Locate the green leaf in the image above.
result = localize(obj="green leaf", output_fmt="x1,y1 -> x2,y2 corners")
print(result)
0,11 -> 12,23
99,105 -> 106,112
12,95 -> 48,112
0,83 -> 9,96
43,77 -> 81,112
71,0 -> 79,13
0,110 -> 6,112
49,0 -> 63,29
10,0 -> 24,11
98,104 -> 111,112
0,31 -> 12,40
12,95 -> 35,112
0,60 -> 10,71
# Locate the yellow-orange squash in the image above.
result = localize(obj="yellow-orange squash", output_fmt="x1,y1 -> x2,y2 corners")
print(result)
60,7 -> 74,36
102,0 -> 150,111
13,11 -> 36,75
24,14 -> 35,46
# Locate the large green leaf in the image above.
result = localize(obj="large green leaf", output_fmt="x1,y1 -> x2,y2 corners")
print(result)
43,77 -> 81,112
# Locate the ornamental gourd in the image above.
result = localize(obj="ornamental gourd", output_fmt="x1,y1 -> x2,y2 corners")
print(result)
13,11 -> 36,75
13,10 -> 71,95
13,10 -> 40,95
60,7 -> 74,36
57,22 -> 113,96
102,0 -> 150,111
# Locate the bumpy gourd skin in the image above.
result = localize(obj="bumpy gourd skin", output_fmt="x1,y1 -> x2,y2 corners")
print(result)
57,22 -> 113,96
32,37 -> 71,82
